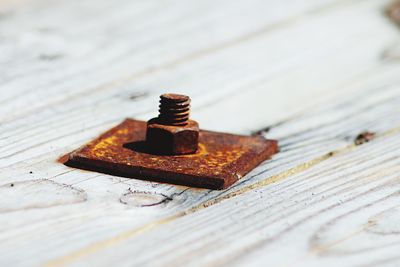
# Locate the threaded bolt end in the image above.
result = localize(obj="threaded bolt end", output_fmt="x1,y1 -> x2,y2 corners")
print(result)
158,93 -> 191,126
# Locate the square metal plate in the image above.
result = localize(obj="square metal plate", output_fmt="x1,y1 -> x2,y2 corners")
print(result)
64,119 -> 278,190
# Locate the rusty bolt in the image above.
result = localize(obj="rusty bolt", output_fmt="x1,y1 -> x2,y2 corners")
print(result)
146,93 -> 199,155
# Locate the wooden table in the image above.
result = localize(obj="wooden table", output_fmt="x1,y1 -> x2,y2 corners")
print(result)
1,0 -> 400,266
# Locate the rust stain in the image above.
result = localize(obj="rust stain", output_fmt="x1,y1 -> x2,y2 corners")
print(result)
64,119 -> 278,190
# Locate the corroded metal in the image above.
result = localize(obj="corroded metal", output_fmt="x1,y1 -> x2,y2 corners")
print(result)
64,93 -> 278,190
64,119 -> 278,190
158,93 -> 191,126
146,94 -> 199,155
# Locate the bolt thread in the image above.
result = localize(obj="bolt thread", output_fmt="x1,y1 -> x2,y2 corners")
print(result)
158,94 -> 191,126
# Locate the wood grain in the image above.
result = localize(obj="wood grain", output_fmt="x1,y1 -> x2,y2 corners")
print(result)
0,0 -> 400,266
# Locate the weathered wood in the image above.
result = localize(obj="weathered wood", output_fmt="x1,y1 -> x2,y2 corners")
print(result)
1,0 -> 400,266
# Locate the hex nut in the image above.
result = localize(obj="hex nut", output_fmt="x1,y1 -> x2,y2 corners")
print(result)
146,119 -> 199,155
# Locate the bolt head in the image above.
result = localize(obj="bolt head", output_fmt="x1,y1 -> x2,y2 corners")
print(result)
146,119 -> 199,155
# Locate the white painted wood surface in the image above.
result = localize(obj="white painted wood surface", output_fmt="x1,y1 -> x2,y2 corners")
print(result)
1,0 -> 400,266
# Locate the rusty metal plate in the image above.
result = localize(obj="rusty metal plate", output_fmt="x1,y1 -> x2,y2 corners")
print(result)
64,119 -> 278,190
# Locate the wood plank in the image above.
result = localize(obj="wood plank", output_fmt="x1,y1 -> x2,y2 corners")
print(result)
56,131 -> 400,267
1,0 -> 400,266
24,66 -> 397,267
2,67 -> 400,266
1,0 -> 396,168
